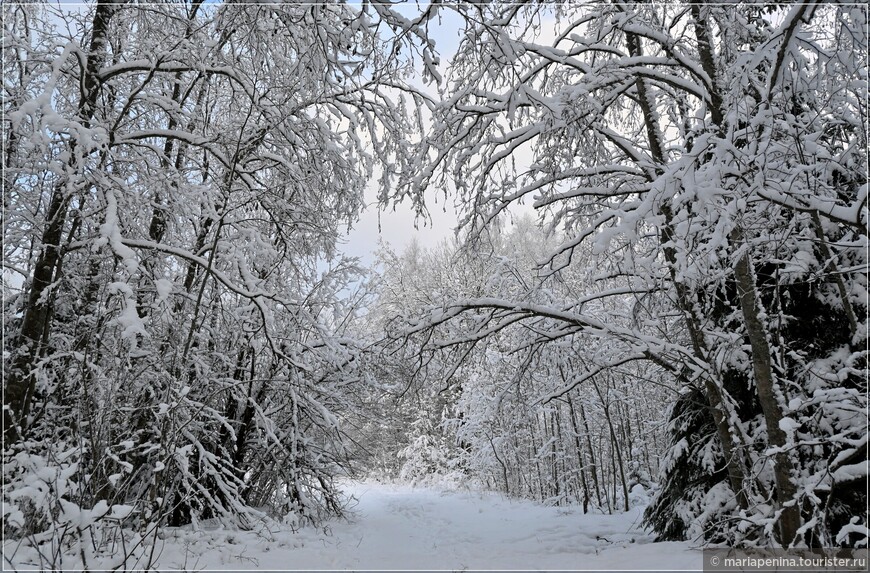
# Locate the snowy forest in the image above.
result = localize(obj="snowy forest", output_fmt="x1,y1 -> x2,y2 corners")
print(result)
3,0 -> 868,570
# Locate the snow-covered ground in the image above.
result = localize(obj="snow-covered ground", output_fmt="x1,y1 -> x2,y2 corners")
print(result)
5,480 -> 702,571
160,480 -> 700,571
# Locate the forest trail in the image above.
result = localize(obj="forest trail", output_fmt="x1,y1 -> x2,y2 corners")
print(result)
151,480 -> 700,571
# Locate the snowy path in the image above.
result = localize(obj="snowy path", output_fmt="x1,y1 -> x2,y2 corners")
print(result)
153,480 -> 701,571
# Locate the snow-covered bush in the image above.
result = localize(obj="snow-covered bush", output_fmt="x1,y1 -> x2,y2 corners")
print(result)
2,442 -> 153,570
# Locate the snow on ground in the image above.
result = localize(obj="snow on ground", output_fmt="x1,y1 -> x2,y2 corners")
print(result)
5,480 -> 702,571
156,480 -> 700,571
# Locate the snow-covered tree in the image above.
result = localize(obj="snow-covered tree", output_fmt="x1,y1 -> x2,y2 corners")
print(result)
2,0 -> 435,559
368,220 -> 671,511
397,1 -> 867,548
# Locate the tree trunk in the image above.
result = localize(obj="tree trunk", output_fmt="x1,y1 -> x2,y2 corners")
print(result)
622,18 -> 752,511
567,396 -> 591,513
3,1 -> 115,442
593,379 -> 630,512
578,401 -> 603,509
733,237 -> 801,547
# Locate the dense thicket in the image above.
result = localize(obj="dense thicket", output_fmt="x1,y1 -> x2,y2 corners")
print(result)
3,0 -> 433,566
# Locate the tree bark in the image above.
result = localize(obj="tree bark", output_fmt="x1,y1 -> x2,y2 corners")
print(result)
567,397 -> 591,512
592,378 -> 630,512
578,401 -> 603,509
622,16 -> 752,511
3,1 -> 115,442
733,237 -> 801,547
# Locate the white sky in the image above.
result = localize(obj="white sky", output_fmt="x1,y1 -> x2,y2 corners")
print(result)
338,190 -> 461,262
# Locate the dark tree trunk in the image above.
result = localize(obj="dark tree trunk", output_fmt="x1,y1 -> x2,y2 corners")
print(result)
733,240 -> 801,547
3,1 -> 115,442
567,396 -> 591,513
